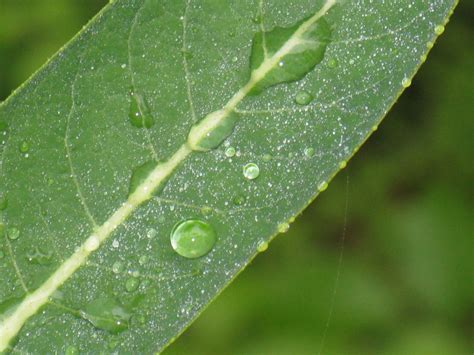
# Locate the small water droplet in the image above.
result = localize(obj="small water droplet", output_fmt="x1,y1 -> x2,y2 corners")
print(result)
80,297 -> 131,334
318,181 -> 328,192
304,147 -> 315,158
0,249 -> 4,259
139,255 -> 148,266
278,222 -> 290,233
112,261 -> 123,274
262,153 -> 272,162
85,235 -> 100,252
129,89 -> 155,129
372,125 -> 378,132
327,58 -> 338,68
125,277 -> 140,292
128,160 -> 156,197
294,90 -> 314,106
147,228 -> 157,239
121,63 -> 127,69
225,146 -> 236,158
65,345 -> 79,355
339,161 -> 347,169
434,25 -> 445,35
426,41 -> 434,49
200,206 -> 212,216
7,227 -> 20,240
257,241 -> 268,252
233,194 -> 246,206
402,77 -> 412,88
170,219 -> 217,259
243,163 -> 260,180
19,141 -> 29,154
112,239 -> 120,248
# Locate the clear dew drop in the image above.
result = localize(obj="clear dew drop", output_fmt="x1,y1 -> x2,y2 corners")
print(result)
262,153 -> 272,162
0,194 -> 7,210
243,163 -> 260,180
278,222 -> 290,233
125,277 -> 140,292
327,57 -> 338,68
112,261 -> 124,274
7,227 -> 20,240
19,141 -> 29,154
225,146 -> 236,158
434,25 -> 445,35
304,147 -> 315,158
257,241 -> 268,253
170,219 -> 217,259
402,77 -> 412,88
295,91 -> 314,106
318,181 -> 329,192
84,235 -> 100,252
233,194 -> 246,206
128,89 -> 155,129
65,345 -> 79,355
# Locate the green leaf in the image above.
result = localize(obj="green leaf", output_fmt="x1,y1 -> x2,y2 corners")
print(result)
0,0 -> 457,353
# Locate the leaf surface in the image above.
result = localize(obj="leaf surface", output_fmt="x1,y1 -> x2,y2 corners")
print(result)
0,0 -> 456,353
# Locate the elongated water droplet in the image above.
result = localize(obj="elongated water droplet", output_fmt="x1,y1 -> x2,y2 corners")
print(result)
304,147 -> 315,158
7,227 -> 20,240
80,297 -> 131,334
170,219 -> 217,259
295,91 -> 314,106
243,163 -> 260,180
339,160 -> 347,169
128,160 -> 156,197
84,235 -> 100,252
129,89 -> 155,129
125,277 -> 140,292
278,222 -> 290,233
26,247 -> 53,265
318,181 -> 328,192
257,241 -> 268,252
249,14 -> 332,95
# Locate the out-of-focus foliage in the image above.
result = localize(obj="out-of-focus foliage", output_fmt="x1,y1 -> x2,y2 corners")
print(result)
1,1 -> 471,354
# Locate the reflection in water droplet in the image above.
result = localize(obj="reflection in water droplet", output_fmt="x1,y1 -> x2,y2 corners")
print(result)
402,77 -> 412,88
125,277 -> 140,292
278,223 -> 290,233
7,227 -> 20,240
225,146 -> 236,158
257,241 -> 268,252
295,91 -> 314,106
243,163 -> 260,180
318,181 -> 329,192
19,141 -> 29,153
170,219 -> 217,259
80,297 -> 131,334
434,25 -> 445,35
304,147 -> 315,158
129,89 -> 155,129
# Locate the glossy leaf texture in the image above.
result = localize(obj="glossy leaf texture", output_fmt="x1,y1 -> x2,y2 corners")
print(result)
0,0 -> 456,353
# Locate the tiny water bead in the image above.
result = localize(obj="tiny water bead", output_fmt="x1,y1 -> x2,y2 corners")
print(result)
0,194 -> 7,210
65,345 -> 79,355
327,57 -> 338,68
18,141 -> 29,154
278,222 -> 290,233
7,227 -> 20,240
304,147 -> 315,158
318,181 -> 329,192
224,146 -> 236,158
170,219 -> 217,259
434,25 -> 445,35
243,163 -> 260,180
402,77 -> 412,88
147,228 -> 158,239
294,90 -> 314,106
125,277 -> 140,292
257,241 -> 268,253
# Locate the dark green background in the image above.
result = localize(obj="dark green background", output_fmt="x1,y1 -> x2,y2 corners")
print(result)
1,1 -> 472,354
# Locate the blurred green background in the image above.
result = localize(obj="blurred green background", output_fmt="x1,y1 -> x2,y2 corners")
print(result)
1,1 -> 472,354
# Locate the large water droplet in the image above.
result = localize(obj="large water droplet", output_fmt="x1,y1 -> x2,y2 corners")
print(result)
243,163 -> 260,180
80,297 -> 131,334
129,89 -> 155,129
249,15 -> 331,95
170,219 -> 217,259
128,160 -> 156,197
295,91 -> 314,106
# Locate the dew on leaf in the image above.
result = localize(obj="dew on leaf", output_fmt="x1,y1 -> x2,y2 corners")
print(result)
233,194 -> 246,206
138,255 -> 148,266
112,261 -> 124,274
19,141 -> 29,154
7,227 -> 20,240
65,345 -> 79,355
304,147 -> 315,158
147,228 -> 157,239
125,277 -> 140,292
295,91 -> 314,106
129,89 -> 155,129
84,235 -> 100,252
243,163 -> 260,180
434,25 -> 445,35
225,146 -> 236,158
327,57 -> 338,68
170,219 -> 217,259
262,153 -> 272,162
26,247 -> 53,265
318,181 -> 329,192
402,77 -> 412,88
128,160 -> 156,197
80,297 -> 131,334
339,161 -> 347,169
